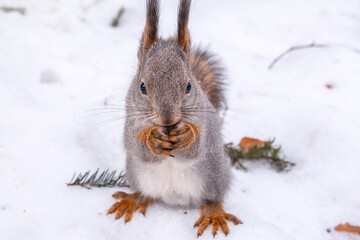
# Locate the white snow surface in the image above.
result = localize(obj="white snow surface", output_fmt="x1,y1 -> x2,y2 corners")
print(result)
1,0 -> 360,239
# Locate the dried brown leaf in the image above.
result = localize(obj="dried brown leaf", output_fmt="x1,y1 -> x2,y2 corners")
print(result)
239,137 -> 265,151
335,222 -> 360,235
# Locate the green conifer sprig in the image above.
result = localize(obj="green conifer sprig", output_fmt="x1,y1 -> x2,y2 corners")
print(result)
67,169 -> 128,189
224,139 -> 295,172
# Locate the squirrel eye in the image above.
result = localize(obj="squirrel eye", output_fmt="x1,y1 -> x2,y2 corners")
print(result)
186,82 -> 191,94
140,82 -> 147,95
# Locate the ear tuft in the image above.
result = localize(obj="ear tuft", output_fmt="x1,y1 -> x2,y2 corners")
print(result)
144,0 -> 159,49
177,0 -> 191,53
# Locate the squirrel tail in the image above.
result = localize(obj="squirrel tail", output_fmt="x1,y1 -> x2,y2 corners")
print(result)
191,47 -> 227,111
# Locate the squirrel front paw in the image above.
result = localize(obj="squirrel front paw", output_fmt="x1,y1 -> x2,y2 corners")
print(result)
136,122 -> 198,157
168,122 -> 198,151
137,126 -> 175,157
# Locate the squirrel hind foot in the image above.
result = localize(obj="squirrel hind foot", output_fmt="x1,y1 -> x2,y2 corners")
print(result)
107,192 -> 154,222
194,203 -> 242,237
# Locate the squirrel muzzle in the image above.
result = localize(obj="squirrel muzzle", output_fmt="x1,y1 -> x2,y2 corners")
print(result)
155,108 -> 180,127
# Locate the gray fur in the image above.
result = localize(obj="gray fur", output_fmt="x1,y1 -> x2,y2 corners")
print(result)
123,0 -> 231,205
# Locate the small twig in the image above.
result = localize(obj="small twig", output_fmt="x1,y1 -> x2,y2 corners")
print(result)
1,6 -> 26,15
268,42 -> 360,70
111,7 -> 125,27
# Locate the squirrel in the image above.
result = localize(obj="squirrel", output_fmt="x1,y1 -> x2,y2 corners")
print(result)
107,0 -> 242,237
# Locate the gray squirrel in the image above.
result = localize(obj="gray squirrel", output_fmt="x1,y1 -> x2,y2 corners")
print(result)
107,0 -> 242,237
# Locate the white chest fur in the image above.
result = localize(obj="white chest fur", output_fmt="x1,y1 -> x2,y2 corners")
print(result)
137,157 -> 203,206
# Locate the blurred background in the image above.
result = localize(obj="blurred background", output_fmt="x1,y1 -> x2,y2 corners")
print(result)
0,0 -> 359,239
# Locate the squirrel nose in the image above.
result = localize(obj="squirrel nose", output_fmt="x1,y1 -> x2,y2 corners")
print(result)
160,117 -> 178,126
157,111 -> 179,126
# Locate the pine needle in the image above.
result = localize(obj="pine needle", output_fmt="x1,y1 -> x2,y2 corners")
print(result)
225,139 -> 295,172
67,169 -> 128,189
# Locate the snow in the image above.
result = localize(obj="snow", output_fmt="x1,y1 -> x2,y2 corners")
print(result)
0,0 -> 359,239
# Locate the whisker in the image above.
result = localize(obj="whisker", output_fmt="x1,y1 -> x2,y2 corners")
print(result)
181,110 -> 216,114
87,111 -> 155,132
83,107 -> 127,112
88,116 -> 127,132
79,111 -> 126,119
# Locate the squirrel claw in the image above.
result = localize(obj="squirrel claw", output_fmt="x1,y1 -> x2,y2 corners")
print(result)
168,123 -> 198,151
107,192 -> 154,223
137,123 -> 198,157
194,203 -> 241,237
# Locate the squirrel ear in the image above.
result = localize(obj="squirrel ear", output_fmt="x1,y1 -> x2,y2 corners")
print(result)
143,0 -> 159,50
177,0 -> 191,53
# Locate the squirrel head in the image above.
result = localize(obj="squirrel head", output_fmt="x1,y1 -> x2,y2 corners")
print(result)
130,0 -> 197,127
